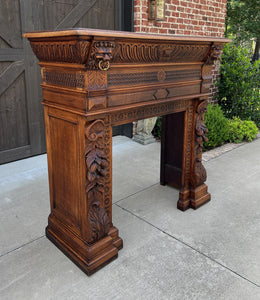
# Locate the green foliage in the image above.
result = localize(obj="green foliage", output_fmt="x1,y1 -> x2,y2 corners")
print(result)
227,117 -> 259,143
204,104 -> 229,149
153,116 -> 162,139
226,0 -> 260,42
204,105 -> 258,150
218,44 -> 260,127
225,0 -> 260,61
153,106 -> 258,151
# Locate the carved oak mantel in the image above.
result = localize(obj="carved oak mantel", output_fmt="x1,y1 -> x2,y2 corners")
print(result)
24,28 -> 230,275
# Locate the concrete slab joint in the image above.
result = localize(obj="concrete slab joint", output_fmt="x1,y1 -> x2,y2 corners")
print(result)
133,117 -> 157,145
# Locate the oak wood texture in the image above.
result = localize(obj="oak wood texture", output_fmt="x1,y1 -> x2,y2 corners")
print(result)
24,28 -> 230,275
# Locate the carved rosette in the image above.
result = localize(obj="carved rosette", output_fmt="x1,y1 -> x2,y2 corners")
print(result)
87,41 -> 115,70
201,44 -> 224,93
191,101 -> 209,188
85,118 -> 111,243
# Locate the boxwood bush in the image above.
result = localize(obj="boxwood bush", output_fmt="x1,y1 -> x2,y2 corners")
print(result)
218,44 -> 260,127
227,117 -> 258,143
153,105 -> 258,151
204,104 -> 258,150
204,104 -> 229,149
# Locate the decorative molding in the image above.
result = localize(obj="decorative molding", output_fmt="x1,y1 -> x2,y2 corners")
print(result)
191,100 -> 208,187
153,88 -> 169,100
111,99 -> 188,125
159,44 -> 210,63
42,70 -> 85,88
112,42 -> 159,63
157,69 -> 166,82
87,70 -> 107,90
184,102 -> 194,189
108,69 -> 201,87
112,42 -> 210,64
85,119 -> 111,243
30,40 -> 90,63
201,64 -> 212,93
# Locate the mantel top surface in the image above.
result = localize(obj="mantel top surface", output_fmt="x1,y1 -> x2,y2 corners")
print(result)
24,28 -> 231,44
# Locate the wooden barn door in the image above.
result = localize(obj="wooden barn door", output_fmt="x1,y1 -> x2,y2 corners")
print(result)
0,0 -> 125,164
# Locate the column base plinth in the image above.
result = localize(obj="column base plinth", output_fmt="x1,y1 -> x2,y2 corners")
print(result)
190,183 -> 211,209
177,184 -> 211,211
46,224 -> 122,276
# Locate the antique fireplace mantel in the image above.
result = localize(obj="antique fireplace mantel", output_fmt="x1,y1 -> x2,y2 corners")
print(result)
24,28 -> 230,275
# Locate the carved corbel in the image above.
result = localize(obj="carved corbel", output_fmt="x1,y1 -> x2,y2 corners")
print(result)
191,100 -> 208,188
201,44 -> 224,93
87,41 -> 115,71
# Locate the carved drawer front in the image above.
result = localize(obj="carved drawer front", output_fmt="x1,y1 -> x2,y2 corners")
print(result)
107,68 -> 201,87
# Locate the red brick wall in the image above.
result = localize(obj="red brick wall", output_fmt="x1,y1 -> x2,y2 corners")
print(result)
133,0 -> 227,100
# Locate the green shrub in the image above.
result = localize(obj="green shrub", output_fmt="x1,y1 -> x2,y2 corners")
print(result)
227,117 -> 258,143
218,44 -> 260,127
204,104 -> 229,150
204,104 -> 258,150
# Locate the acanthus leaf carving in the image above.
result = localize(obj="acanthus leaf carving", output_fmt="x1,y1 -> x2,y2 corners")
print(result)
85,119 -> 111,243
88,200 -> 110,243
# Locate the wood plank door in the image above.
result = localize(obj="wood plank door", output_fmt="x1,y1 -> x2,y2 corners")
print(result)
0,0 -> 123,164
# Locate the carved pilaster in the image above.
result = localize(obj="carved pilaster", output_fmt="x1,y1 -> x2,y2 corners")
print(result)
85,118 -> 112,243
177,102 -> 194,211
189,100 -> 211,209
191,100 -> 208,188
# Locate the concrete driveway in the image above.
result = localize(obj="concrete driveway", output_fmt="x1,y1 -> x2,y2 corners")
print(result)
1,136 -> 259,299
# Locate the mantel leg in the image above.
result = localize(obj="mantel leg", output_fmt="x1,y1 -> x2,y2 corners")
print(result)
160,100 -> 211,211
45,108 -> 122,275
178,99 -> 211,210
189,100 -> 211,209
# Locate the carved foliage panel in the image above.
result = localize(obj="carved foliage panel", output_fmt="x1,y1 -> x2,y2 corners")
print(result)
85,117 -> 112,243
191,100 -> 209,187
